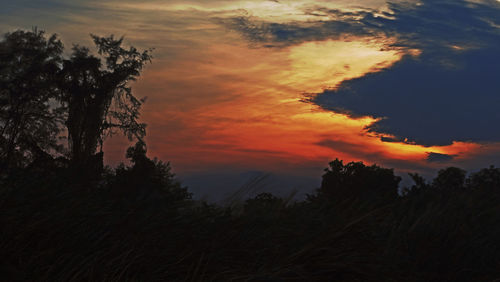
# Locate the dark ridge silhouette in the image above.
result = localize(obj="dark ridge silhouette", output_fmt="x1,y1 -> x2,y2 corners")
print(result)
2,29 -> 500,281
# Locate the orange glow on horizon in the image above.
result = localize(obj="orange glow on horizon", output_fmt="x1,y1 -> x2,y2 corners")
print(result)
119,36 -> 483,173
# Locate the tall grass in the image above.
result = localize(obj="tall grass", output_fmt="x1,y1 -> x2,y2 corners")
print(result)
2,164 -> 500,281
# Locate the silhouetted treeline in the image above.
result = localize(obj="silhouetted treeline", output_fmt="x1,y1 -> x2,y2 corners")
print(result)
2,150 -> 500,281
2,29 -> 500,281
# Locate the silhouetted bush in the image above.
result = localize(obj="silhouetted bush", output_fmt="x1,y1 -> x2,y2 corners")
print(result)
108,141 -> 191,204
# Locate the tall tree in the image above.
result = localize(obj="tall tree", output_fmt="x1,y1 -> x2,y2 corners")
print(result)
59,35 -> 152,172
0,29 -> 63,170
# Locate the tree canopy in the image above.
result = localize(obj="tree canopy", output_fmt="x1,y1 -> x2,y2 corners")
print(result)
0,29 -> 63,170
60,35 -> 152,171
318,158 -> 401,202
0,29 -> 152,176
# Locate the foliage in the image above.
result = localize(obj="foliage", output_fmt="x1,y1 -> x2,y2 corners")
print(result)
0,28 -> 64,171
59,35 -> 152,169
432,166 -> 467,190
318,158 -> 401,203
467,165 -> 500,190
109,141 -> 191,203
0,29 -> 151,178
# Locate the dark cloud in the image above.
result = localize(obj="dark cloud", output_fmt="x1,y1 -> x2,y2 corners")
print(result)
426,152 -> 456,163
0,0 -> 101,20
219,10 -> 373,47
224,0 -> 500,146
312,0 -> 500,146
380,136 -> 403,143
313,48 -> 500,146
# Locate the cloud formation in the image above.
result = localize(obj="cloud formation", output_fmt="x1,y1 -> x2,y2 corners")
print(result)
312,0 -> 500,146
224,0 -> 500,147
3,0 -> 500,196
220,8 -> 390,48
427,152 -> 456,163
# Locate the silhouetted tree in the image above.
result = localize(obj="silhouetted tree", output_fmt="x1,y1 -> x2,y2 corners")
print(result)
432,167 -> 466,190
0,29 -> 152,181
401,172 -> 431,196
318,159 -> 401,202
0,29 -> 64,171
467,165 -> 500,190
111,141 -> 191,203
59,35 -> 152,175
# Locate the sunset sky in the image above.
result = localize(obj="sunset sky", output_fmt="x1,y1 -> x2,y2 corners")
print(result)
2,0 -> 500,199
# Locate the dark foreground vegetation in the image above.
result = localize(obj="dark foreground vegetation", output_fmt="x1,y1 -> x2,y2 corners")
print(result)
3,153 -> 500,281
2,29 -> 500,281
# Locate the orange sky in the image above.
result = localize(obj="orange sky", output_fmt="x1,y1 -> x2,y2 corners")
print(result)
3,0 -> 497,196
105,32 -> 480,176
